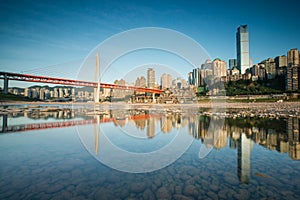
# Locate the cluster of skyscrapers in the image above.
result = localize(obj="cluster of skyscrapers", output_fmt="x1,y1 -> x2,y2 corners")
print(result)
188,25 -> 300,93
134,68 -> 188,90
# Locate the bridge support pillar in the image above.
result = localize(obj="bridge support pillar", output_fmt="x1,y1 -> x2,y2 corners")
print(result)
4,73 -> 8,94
110,88 -> 113,102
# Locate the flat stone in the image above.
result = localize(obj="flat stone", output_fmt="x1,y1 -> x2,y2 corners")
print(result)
180,174 -> 191,181
224,175 -> 239,185
119,189 -> 130,199
45,183 -> 64,194
237,189 -> 249,199
156,186 -> 171,199
207,191 -> 218,200
175,186 -> 182,194
143,188 -> 156,200
225,189 -> 237,199
154,178 -> 162,187
60,191 -> 73,199
172,194 -> 193,200
130,182 -> 147,193
94,188 -> 114,200
217,189 -> 228,199
209,184 -> 218,192
183,185 -> 199,197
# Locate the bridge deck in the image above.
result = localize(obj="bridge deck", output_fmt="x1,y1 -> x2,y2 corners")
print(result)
0,71 -> 164,94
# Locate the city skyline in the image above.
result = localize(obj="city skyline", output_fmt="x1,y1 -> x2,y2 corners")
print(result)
1,0 -> 300,88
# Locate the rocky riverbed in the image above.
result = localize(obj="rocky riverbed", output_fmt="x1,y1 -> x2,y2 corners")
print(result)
0,102 -> 299,119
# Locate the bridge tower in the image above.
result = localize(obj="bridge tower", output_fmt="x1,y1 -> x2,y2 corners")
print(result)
94,53 -> 100,103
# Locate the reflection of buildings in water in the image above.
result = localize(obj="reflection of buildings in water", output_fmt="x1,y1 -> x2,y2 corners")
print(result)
288,118 -> 300,160
216,117 -> 300,161
229,127 -> 240,149
160,114 -> 189,134
147,118 -> 155,139
187,115 -> 227,149
238,133 -> 253,184
111,110 -> 127,127
199,116 -> 226,149
247,118 -> 299,160
134,119 -> 146,130
181,116 -> 188,128
188,115 -> 208,140
161,115 -> 173,133
188,115 -> 196,136
214,128 -> 227,149
113,120 -> 126,127
174,114 -> 182,129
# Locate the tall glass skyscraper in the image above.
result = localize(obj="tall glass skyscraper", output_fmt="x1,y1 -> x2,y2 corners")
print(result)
236,25 -> 250,74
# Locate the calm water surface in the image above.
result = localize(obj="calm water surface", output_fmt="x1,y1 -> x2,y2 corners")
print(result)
0,105 -> 300,199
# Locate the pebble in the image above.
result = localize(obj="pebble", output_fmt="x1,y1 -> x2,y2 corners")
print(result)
183,185 -> 199,197
130,182 -> 147,193
143,188 -> 156,200
156,186 -> 171,199
172,194 -> 193,200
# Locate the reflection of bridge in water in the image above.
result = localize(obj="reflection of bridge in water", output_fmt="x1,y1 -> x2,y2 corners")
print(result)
0,113 -> 161,133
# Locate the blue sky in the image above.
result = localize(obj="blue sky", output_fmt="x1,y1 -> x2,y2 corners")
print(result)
1,0 -> 300,87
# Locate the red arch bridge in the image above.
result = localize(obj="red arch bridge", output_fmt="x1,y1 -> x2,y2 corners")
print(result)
0,71 -> 164,96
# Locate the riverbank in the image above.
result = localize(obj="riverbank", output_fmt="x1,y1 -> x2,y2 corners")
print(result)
0,101 -> 299,119
0,100 -> 299,109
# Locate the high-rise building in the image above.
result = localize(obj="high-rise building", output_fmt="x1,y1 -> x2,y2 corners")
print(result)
286,48 -> 300,91
229,59 -> 237,69
135,76 -> 146,88
261,58 -> 276,79
188,72 -> 193,85
287,48 -> 299,66
192,68 -> 201,87
24,88 -> 29,97
54,88 -> 59,98
201,59 -> 212,69
286,66 -> 299,91
161,73 -> 172,89
39,88 -> 45,100
275,55 -> 287,76
250,64 -> 266,81
212,58 -> 227,77
59,88 -> 64,98
147,68 -> 155,88
236,25 -> 250,74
